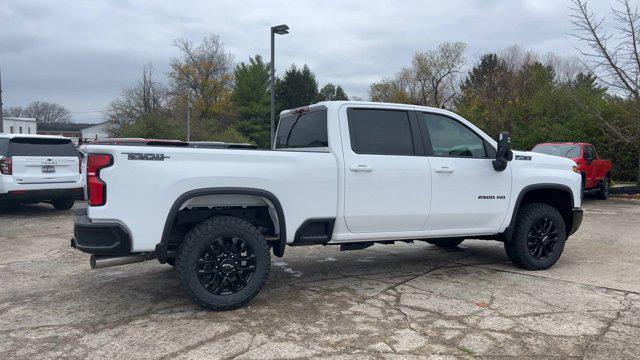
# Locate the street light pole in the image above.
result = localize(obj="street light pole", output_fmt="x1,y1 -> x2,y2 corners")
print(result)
270,31 -> 275,148
0,68 -> 4,131
270,24 -> 289,148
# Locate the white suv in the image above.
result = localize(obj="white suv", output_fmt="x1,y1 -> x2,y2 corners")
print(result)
0,134 -> 83,210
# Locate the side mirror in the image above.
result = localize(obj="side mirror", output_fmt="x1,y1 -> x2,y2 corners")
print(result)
493,132 -> 513,172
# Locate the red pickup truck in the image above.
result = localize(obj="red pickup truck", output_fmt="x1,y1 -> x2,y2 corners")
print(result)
532,142 -> 612,199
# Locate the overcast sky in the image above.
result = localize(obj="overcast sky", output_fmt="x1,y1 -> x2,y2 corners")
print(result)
0,0 -> 613,123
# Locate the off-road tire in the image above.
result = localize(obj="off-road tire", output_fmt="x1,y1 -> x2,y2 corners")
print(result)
597,175 -> 610,200
427,238 -> 464,248
505,203 -> 566,270
176,216 -> 270,311
52,197 -> 75,210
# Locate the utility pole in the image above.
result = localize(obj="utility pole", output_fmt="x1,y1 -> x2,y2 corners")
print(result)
186,95 -> 191,142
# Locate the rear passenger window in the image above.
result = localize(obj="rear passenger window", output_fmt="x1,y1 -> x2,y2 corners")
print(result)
347,109 -> 414,155
421,113 -> 486,158
275,110 -> 328,149
9,138 -> 78,157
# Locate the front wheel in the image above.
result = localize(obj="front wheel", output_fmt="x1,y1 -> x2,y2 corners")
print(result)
176,216 -> 270,311
597,175 -> 610,200
52,196 -> 75,210
505,203 -> 566,270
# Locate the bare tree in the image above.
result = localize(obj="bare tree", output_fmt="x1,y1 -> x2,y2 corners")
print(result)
104,64 -> 170,133
369,78 -> 407,103
2,106 -> 26,117
169,35 -> 234,119
15,101 -> 72,123
570,0 -> 640,185
369,42 -> 467,108
412,42 -> 467,108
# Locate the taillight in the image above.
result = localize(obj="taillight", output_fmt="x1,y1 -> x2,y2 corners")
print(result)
87,154 -> 113,206
0,156 -> 12,175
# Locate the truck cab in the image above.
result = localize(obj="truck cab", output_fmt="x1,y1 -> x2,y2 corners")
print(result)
73,101 -> 584,310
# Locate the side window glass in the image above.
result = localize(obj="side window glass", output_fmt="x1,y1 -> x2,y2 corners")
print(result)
421,113 -> 486,158
584,146 -> 594,159
275,110 -> 328,149
347,109 -> 414,156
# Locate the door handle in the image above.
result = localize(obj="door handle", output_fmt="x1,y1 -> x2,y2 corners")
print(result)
434,166 -> 454,173
350,164 -> 373,172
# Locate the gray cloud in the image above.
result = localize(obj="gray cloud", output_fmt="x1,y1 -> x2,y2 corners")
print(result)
0,0 -> 616,123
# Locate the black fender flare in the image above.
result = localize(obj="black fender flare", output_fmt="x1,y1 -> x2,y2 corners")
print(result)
502,183 -> 575,241
156,187 -> 287,260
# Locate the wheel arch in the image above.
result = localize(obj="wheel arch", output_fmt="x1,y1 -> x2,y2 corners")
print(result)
157,187 -> 287,260
503,184 -> 575,241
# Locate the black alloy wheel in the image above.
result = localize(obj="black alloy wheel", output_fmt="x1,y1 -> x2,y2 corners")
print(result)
196,236 -> 257,295
177,216 -> 271,310
505,203 -> 567,270
526,216 -> 558,260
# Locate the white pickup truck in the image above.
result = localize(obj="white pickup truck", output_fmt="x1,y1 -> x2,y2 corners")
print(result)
72,101 -> 583,310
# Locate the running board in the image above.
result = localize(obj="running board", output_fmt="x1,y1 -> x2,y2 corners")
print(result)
340,242 -> 373,251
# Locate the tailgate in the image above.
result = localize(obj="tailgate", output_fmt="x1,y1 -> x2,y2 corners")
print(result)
12,156 -> 79,184
9,137 -> 80,184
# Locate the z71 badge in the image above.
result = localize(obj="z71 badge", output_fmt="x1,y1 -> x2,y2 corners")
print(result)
122,152 -> 170,161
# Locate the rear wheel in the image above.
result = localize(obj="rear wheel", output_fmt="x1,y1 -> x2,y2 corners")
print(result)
52,196 -> 75,210
427,238 -> 464,248
505,203 -> 566,270
177,216 -> 270,311
597,175 -> 610,200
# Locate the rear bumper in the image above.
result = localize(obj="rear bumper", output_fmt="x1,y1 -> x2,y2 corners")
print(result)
569,207 -> 583,236
72,208 -> 132,255
0,187 -> 83,202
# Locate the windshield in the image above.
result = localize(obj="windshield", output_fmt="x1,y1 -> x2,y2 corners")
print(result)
532,144 -> 580,158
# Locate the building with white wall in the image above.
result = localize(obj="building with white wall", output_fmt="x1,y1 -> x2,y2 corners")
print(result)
81,121 -> 111,142
37,121 -> 111,145
2,117 -> 37,134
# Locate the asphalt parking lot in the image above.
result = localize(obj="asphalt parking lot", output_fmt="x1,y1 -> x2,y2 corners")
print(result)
1,199 -> 640,359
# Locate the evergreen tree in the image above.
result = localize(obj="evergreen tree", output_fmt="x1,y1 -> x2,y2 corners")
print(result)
232,55 -> 271,147
334,86 -> 349,101
275,64 -> 318,113
317,83 -> 349,101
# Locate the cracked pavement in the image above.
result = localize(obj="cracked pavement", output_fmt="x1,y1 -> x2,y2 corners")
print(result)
1,198 -> 639,359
